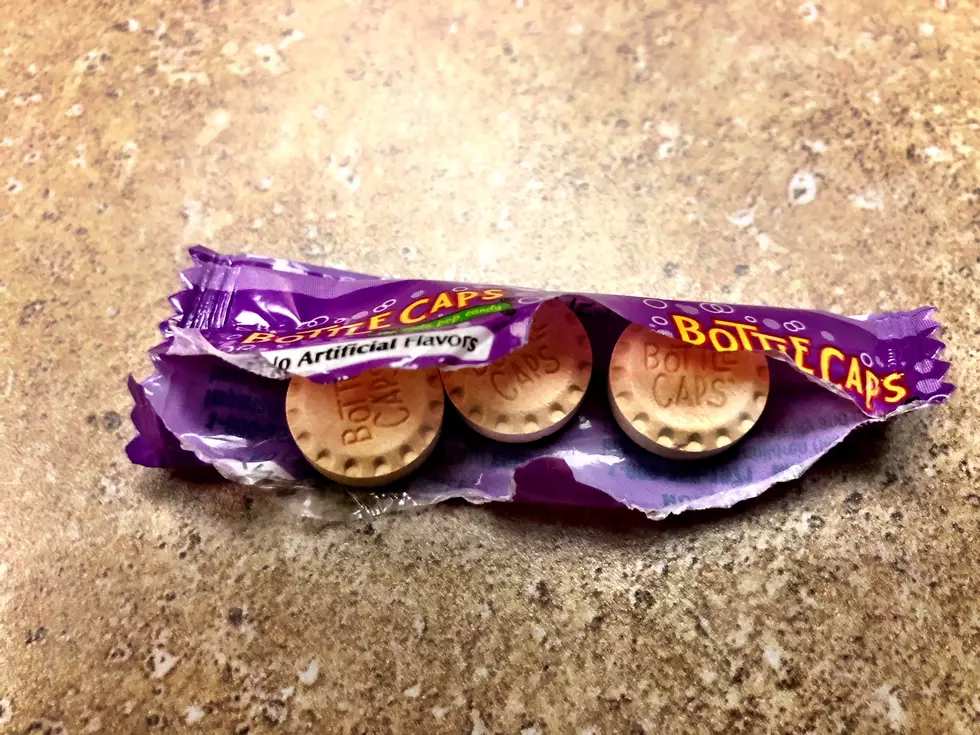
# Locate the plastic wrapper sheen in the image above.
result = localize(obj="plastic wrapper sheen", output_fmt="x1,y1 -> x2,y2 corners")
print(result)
127,247 -> 954,521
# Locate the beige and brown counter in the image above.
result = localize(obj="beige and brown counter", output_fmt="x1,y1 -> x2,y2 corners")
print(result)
1,0 -> 977,732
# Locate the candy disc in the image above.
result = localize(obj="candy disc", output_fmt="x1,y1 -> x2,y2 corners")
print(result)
286,368 -> 444,487
440,300 -> 593,443
608,325 -> 769,459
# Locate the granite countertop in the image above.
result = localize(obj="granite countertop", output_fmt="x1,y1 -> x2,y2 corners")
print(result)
2,0 -> 978,732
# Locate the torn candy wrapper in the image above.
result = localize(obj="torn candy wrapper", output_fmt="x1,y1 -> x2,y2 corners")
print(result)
127,247 -> 953,520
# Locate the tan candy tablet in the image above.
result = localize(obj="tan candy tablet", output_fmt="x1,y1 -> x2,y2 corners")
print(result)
286,368 -> 444,487
608,325 -> 769,459
440,299 -> 592,442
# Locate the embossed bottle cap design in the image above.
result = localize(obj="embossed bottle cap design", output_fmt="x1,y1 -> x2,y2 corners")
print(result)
440,299 -> 592,443
286,368 -> 444,487
608,325 -> 769,459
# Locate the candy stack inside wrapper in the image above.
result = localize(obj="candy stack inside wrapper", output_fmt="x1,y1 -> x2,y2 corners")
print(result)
127,247 -> 953,521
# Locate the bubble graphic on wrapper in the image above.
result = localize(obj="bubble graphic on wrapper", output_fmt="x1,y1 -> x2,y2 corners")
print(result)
678,304 -> 700,316
518,296 -> 546,305
410,290 -> 425,299
763,318 -> 781,331
352,310 -> 368,320
700,303 -> 734,314
783,320 -> 806,332
915,359 -> 934,374
744,315 -> 758,324
821,330 -> 835,342
860,353 -> 873,368
916,378 -> 942,394
643,299 -> 668,310
508,318 -> 530,340
299,315 -> 330,328
374,299 -> 396,312
452,286 -> 470,293
650,316 -> 669,327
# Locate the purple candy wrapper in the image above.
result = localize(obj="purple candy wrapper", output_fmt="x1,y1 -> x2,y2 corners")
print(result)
127,247 -> 953,520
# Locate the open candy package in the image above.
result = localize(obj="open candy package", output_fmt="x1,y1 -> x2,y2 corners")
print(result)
127,247 -> 954,521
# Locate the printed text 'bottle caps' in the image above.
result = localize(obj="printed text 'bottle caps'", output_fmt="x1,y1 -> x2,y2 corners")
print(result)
608,324 -> 769,459
286,368 -> 444,487
440,299 -> 592,442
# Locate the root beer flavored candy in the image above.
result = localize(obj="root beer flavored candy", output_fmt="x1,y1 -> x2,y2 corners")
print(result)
608,325 -> 770,459
286,368 -> 444,487
440,300 -> 592,442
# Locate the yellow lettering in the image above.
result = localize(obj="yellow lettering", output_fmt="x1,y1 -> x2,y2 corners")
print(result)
708,327 -> 739,352
820,347 -> 845,384
844,357 -> 864,394
882,373 -> 909,404
754,333 -> 789,352
455,291 -> 480,309
788,335 -> 815,375
368,312 -> 391,330
672,315 -> 706,346
864,372 -> 881,411
400,298 -> 429,324
241,332 -> 275,344
713,320 -> 757,351
481,288 -> 504,301
299,327 -> 331,339
431,291 -> 454,313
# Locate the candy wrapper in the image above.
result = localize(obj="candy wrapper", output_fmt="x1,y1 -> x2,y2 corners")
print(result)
127,247 -> 953,520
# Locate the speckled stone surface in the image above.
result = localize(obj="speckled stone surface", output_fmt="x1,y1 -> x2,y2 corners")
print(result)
1,0 -> 978,732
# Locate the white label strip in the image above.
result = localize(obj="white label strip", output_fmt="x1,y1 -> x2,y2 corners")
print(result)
260,326 -> 494,376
